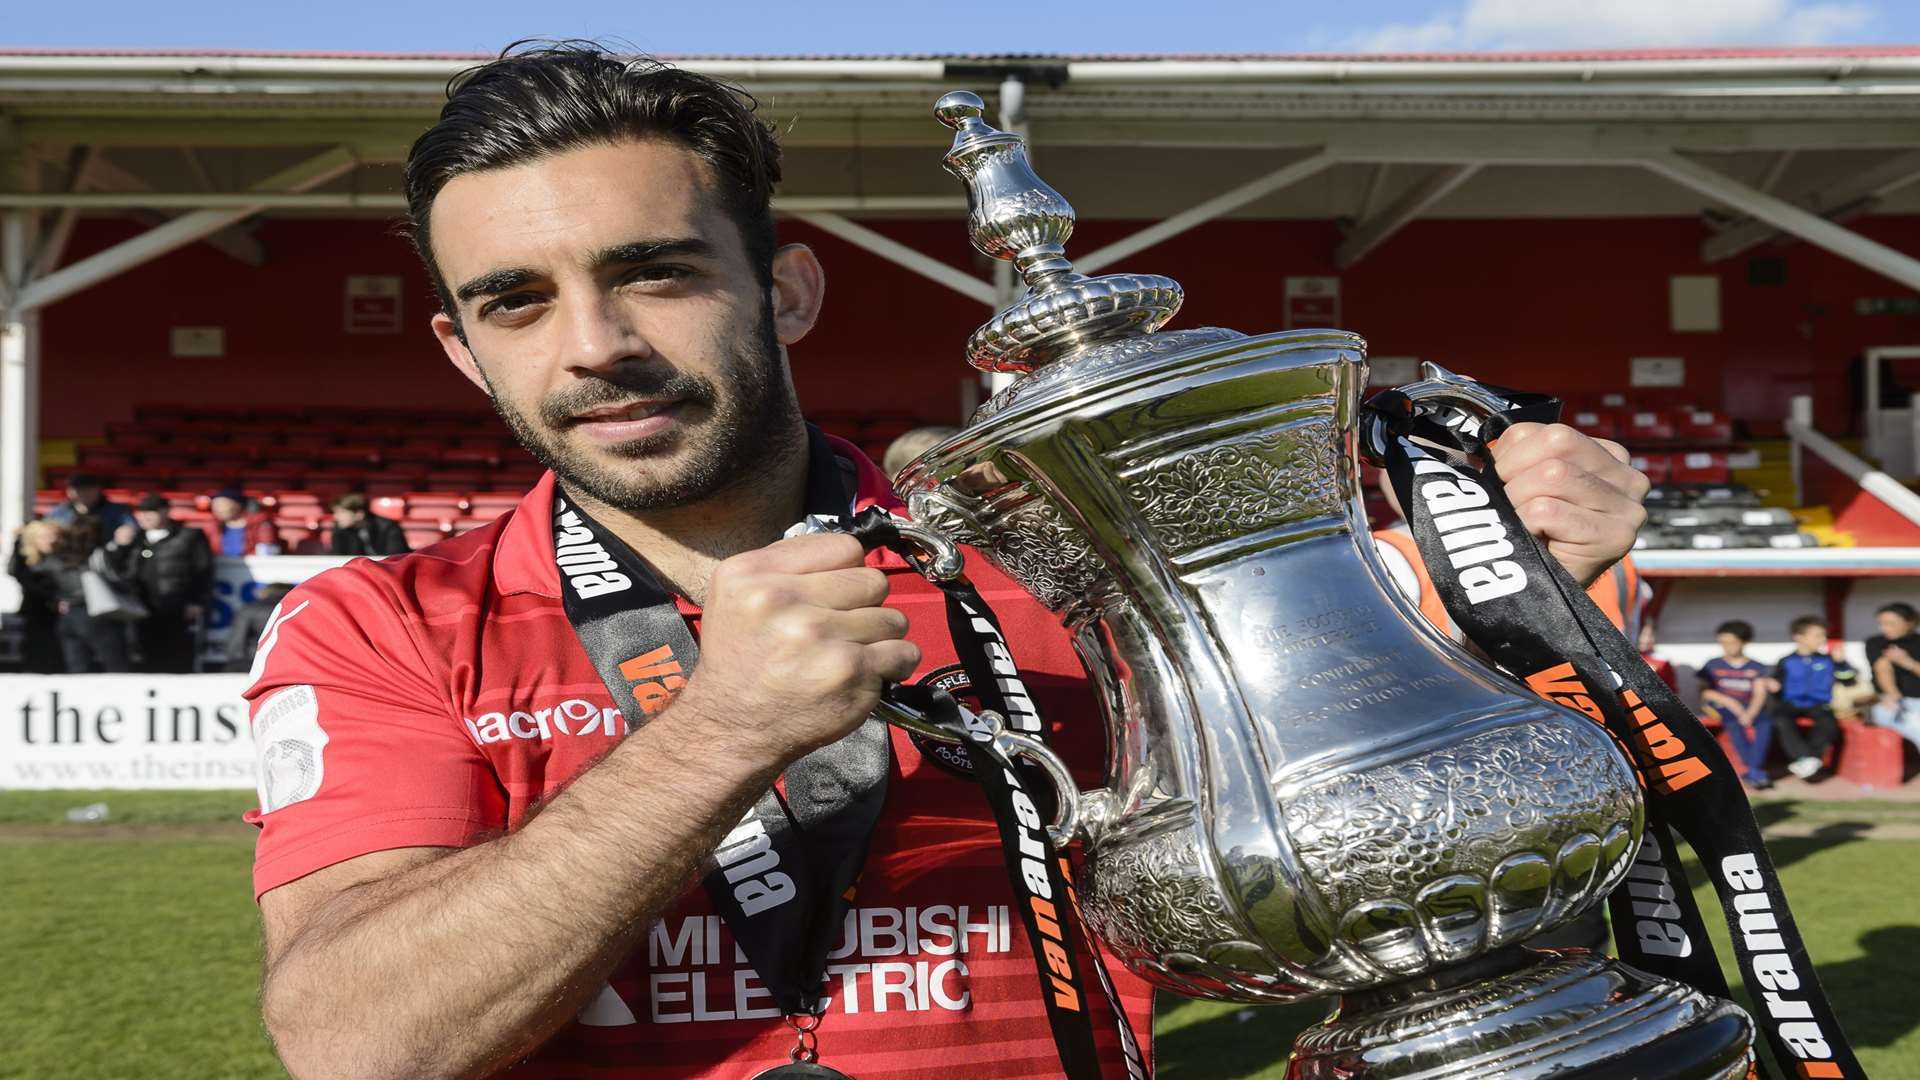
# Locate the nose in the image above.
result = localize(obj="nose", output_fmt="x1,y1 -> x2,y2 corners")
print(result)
558,289 -> 651,376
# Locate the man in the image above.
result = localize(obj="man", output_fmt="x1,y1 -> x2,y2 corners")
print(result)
327,493 -> 410,556
105,494 -> 214,673
43,473 -> 132,537
248,44 -> 1650,1080
1868,601 -> 1920,749
203,487 -> 282,557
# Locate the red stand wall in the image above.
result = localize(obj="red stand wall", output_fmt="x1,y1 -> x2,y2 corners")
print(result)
38,213 -> 1920,439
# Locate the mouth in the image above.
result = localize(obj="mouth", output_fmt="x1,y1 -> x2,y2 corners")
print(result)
564,398 -> 688,443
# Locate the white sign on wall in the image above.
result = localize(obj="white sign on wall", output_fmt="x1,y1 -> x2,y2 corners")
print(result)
1630,356 -> 1687,388
169,326 -> 226,357
0,674 -> 256,789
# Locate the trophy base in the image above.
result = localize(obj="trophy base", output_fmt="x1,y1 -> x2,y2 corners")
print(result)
1286,948 -> 1753,1079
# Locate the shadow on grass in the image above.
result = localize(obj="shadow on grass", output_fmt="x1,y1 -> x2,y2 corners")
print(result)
1748,800 -> 1877,871
1155,998 -> 1330,1078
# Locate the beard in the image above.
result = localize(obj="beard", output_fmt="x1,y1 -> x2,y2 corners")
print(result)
479,302 -> 803,513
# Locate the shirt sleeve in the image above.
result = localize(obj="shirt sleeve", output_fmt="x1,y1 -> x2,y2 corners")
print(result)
245,566 -> 504,900
1865,637 -> 1888,667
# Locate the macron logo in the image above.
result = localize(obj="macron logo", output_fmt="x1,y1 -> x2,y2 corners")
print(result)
553,502 -> 632,599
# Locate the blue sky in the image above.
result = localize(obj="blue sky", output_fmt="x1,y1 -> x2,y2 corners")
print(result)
6,0 -> 1918,55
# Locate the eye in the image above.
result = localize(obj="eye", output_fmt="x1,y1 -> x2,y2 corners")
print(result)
622,264 -> 690,285
479,293 -> 546,323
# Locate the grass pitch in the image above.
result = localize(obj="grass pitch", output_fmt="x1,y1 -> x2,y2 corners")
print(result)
1,790 -> 1916,1079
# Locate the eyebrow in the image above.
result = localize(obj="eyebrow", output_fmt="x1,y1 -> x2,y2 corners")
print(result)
452,237 -> 719,306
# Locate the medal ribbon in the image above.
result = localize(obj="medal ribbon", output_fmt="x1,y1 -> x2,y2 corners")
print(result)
556,425 -> 890,1020
1364,385 -> 1863,1080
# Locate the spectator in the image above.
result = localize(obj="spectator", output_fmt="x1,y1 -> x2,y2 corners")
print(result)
328,494 -> 410,557
42,473 -> 132,537
106,494 -> 214,674
882,425 -> 960,477
19,517 -> 132,673
1867,601 -> 1920,749
1768,616 -> 1853,780
226,582 -> 295,674
1638,620 -> 1678,692
1699,619 -> 1772,789
203,487 -> 282,556
6,520 -> 66,673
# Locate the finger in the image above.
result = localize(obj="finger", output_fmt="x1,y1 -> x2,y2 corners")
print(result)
861,638 -> 923,684
752,532 -> 868,574
1502,459 -> 1649,524
785,566 -> 891,610
1516,495 -> 1636,559
1495,424 -> 1649,502
1493,424 -> 1633,486
815,606 -> 911,645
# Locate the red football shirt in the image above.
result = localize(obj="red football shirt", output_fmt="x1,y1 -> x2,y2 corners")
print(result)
246,437 -> 1153,1078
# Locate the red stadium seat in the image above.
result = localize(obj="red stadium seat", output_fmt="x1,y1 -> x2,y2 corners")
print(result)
1629,453 -> 1672,484
1674,408 -> 1733,446
442,446 -> 500,468
1670,451 -> 1731,486
371,496 -> 407,521
77,446 -> 132,470
465,493 -> 521,516
282,432 -> 333,452
403,526 -> 448,550
1568,409 -> 1620,441
424,471 -> 485,493
1623,410 -> 1675,444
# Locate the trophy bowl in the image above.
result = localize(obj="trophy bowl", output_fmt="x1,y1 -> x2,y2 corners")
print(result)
896,91 -> 1754,1078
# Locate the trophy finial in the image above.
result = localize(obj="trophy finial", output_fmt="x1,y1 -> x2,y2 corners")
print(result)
933,89 -> 1183,374
936,90 -> 1076,285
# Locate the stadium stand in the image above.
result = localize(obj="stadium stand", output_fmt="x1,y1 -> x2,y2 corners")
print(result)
34,405 -> 940,550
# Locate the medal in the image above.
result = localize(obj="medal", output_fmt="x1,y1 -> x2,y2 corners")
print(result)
747,1065 -> 856,1079
746,1013 -> 855,1080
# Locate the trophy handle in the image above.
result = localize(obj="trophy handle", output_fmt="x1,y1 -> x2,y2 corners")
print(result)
798,507 -> 1086,846
872,693 -> 1083,848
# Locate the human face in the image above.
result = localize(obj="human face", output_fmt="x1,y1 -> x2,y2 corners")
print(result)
333,507 -> 363,528
133,509 -> 165,531
211,496 -> 242,523
1716,632 -> 1745,659
427,139 -> 823,514
1879,611 -> 1915,640
67,484 -> 100,509
1793,625 -> 1829,654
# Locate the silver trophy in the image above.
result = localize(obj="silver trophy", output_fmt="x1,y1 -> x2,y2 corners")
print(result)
892,92 -> 1755,1077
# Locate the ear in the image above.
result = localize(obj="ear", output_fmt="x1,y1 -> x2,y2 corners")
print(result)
768,243 -> 825,346
431,312 -> 492,396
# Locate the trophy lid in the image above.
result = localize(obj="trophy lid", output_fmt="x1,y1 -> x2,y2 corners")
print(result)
936,91 -> 1183,374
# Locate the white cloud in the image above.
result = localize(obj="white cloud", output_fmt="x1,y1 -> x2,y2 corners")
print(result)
1349,0 -> 1874,52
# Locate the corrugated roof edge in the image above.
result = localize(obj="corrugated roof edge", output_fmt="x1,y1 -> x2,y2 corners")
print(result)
0,45 -> 1918,62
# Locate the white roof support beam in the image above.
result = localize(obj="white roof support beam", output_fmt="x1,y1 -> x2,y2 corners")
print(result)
787,210 -> 995,307
1700,148 -> 1920,263
1074,150 -> 1339,275
1336,164 -> 1480,270
1,211 -> 41,605
1642,151 -> 1920,292
77,150 -> 267,267
31,145 -> 94,277
17,146 -> 356,311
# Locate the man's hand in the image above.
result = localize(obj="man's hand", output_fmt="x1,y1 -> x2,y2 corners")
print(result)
678,532 -> 920,765
1885,644 -> 1916,672
112,523 -> 138,547
1490,423 -> 1650,587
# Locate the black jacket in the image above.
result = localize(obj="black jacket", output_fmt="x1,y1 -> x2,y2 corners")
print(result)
330,514 -> 410,557
108,522 -> 214,612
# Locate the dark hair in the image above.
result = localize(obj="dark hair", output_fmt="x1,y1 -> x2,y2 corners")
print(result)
333,493 -> 369,513
404,40 -> 783,317
1715,620 -> 1754,643
53,516 -> 101,562
1879,602 -> 1919,625
1789,615 -> 1827,636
